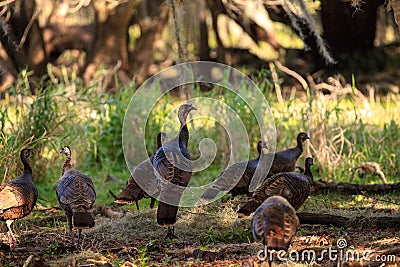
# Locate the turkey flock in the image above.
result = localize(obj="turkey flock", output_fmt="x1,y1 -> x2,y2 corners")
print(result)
0,103 -> 313,262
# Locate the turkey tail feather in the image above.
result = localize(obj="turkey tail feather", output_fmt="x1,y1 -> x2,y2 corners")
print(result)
266,237 -> 289,251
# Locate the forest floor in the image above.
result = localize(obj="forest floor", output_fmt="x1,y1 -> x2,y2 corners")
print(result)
1,43 -> 400,267
0,195 -> 399,267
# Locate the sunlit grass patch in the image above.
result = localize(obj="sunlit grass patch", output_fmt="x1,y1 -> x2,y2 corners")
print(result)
1,69 -> 399,211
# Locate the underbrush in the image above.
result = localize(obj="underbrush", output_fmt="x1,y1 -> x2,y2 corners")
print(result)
0,69 -> 399,208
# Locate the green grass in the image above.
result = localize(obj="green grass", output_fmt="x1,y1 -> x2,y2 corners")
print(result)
0,69 -> 399,209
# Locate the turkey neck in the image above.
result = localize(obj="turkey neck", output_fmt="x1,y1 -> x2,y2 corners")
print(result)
62,152 -> 73,174
156,133 -> 163,149
256,143 -> 262,160
21,153 -> 32,174
178,123 -> 189,147
296,137 -> 304,151
304,164 -> 313,183
178,111 -> 190,147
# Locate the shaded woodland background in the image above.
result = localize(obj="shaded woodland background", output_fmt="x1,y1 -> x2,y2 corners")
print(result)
1,1 -> 400,266
0,0 -> 399,93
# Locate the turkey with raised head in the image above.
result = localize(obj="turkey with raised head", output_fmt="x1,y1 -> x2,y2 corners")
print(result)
267,132 -> 310,177
114,132 -> 167,209
238,157 -> 314,217
57,146 -> 96,246
0,148 -> 37,249
200,140 -> 268,201
252,195 -> 299,265
152,103 -> 196,238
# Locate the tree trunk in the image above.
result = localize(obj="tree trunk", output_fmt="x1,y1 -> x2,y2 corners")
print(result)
206,0 -> 226,62
82,0 -> 140,88
129,0 -> 169,84
0,0 -> 47,83
42,2 -> 94,62
0,43 -> 17,94
321,0 -> 382,54
198,0 -> 211,61
43,24 -> 94,62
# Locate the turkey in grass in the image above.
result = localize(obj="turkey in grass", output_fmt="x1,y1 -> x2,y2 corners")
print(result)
57,146 -> 96,246
266,132 -> 310,177
238,157 -> 314,217
252,195 -> 299,266
200,140 -> 268,201
200,133 -> 309,202
152,103 -> 196,238
114,132 -> 167,209
0,148 -> 37,250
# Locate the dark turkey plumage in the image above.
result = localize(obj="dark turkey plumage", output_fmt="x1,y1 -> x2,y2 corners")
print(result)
266,132 -> 310,177
114,132 -> 167,209
57,146 -> 96,246
238,157 -> 314,217
201,140 -> 268,200
153,104 -> 196,237
252,195 -> 299,252
0,148 -> 37,249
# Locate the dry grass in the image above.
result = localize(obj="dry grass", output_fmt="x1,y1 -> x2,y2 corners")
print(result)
1,193 -> 398,266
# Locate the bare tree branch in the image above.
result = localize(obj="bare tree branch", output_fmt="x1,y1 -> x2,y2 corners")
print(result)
0,0 -> 16,8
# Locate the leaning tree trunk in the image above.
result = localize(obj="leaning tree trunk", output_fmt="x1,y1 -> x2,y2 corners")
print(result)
321,0 -> 383,55
82,0 -> 140,89
0,0 -> 47,88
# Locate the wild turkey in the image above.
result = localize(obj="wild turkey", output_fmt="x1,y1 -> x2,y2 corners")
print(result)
114,132 -> 167,209
57,146 -> 96,246
238,157 -> 314,217
152,103 -> 196,238
0,148 -> 37,249
267,132 -> 310,177
200,133 -> 309,202
200,140 -> 268,200
252,195 -> 299,265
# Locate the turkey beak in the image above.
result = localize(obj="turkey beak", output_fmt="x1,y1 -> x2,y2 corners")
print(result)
262,144 -> 268,153
190,106 -> 197,111
261,143 -> 268,149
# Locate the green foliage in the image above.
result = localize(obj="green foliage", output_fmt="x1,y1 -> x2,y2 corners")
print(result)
45,242 -> 60,255
204,225 -> 252,245
1,68 -> 399,209
0,72 -> 74,182
161,254 -> 173,266
135,247 -> 150,267
331,225 -> 348,237
83,88 -> 131,168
